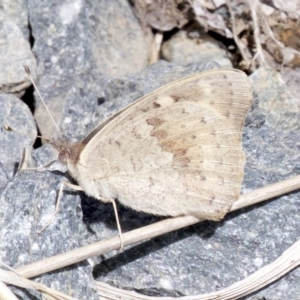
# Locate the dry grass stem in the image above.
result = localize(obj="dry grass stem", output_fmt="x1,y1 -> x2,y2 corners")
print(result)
95,238 -> 300,300
0,281 -> 19,300
231,174 -> 300,211
15,175 -> 300,279
149,31 -> 163,64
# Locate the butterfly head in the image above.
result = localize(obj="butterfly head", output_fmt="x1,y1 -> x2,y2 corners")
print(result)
50,139 -> 84,165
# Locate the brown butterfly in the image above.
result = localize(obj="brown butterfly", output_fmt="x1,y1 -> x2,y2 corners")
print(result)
50,68 -> 252,227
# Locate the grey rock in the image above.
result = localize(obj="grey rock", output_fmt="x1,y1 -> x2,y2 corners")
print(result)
90,0 -> 149,77
0,0 -> 30,39
0,94 -> 36,191
281,66 -> 300,108
0,11 -> 36,96
250,67 -> 300,131
0,163 -> 98,300
28,0 -> 149,139
162,30 -> 233,68
1,1 -> 300,299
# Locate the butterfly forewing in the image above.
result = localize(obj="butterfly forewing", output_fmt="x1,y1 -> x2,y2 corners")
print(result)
73,69 -> 252,220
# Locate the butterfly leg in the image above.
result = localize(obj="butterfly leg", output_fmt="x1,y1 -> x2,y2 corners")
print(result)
98,196 -> 123,250
110,199 -> 123,250
17,147 -> 60,173
38,181 -> 83,234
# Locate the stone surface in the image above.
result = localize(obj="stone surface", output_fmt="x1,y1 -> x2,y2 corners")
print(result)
90,0 -> 150,77
250,67 -> 300,131
0,11 -> 36,96
28,0 -> 149,140
0,0 -> 30,39
0,159 -> 98,300
281,67 -> 300,107
0,1 -> 300,299
0,94 -> 36,191
162,30 -> 233,68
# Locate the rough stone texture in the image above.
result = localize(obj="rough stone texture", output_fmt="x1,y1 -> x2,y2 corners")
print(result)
0,94 -> 36,191
28,0 -> 149,140
90,0 -> 150,77
162,30 -> 233,68
250,67 -> 300,131
0,160 -> 98,300
0,0 -> 30,39
0,11 -> 36,96
0,1 -> 300,300
281,67 -> 300,108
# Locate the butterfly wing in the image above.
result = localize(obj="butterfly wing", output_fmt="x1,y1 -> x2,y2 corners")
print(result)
73,69 -> 252,220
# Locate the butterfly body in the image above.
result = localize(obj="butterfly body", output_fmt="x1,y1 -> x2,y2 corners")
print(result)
52,69 -> 252,221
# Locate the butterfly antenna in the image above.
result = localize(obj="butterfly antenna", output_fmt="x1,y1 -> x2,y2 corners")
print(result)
3,125 -> 52,142
24,66 -> 61,136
